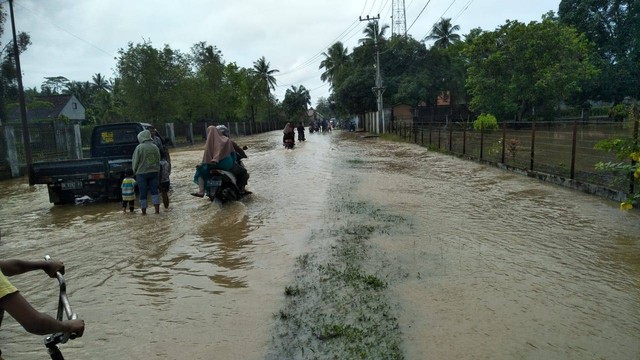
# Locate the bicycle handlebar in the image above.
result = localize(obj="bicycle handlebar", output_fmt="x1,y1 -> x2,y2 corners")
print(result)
44,255 -> 78,344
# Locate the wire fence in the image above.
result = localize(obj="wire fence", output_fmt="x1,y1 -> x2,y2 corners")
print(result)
392,120 -> 631,193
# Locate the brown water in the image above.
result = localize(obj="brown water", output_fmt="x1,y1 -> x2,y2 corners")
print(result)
0,130 -> 639,359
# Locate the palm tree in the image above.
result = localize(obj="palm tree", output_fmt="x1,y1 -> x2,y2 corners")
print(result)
251,56 -> 279,122
319,42 -> 349,89
359,22 -> 390,45
92,73 -> 111,92
425,18 -> 461,49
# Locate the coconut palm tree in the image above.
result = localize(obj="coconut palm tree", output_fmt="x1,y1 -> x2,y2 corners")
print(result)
319,42 -> 349,89
92,73 -> 111,92
251,56 -> 279,122
359,21 -> 390,45
425,18 -> 461,49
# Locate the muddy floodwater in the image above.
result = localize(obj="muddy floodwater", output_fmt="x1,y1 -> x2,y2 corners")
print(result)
0,130 -> 639,359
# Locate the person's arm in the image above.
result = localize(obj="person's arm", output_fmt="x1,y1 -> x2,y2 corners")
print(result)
0,259 -> 64,278
0,292 -> 84,336
232,141 -> 247,159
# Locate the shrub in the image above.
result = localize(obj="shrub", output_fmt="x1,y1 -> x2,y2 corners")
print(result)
473,113 -> 499,131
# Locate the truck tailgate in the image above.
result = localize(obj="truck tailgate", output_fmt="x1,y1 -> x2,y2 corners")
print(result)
30,158 -> 108,184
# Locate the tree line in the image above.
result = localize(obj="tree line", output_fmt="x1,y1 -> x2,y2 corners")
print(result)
0,0 -> 637,127
321,0 -> 638,122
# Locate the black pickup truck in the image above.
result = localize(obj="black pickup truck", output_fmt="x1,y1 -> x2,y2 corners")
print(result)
29,122 -> 153,205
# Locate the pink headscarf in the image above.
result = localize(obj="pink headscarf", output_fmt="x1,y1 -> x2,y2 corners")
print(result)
203,125 -> 233,163
283,123 -> 294,134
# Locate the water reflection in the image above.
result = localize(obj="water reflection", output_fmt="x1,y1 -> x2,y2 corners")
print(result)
197,202 -> 253,288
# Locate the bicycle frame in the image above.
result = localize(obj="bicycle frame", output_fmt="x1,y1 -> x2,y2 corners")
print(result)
43,255 -> 78,360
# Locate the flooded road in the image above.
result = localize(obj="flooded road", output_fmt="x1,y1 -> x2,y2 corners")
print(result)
0,130 -> 639,359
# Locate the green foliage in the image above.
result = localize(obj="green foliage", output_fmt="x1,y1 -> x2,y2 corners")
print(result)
473,113 -> 499,131
464,17 -> 598,121
594,100 -> 640,209
609,103 -> 628,121
282,85 -> 310,122
559,0 -> 640,102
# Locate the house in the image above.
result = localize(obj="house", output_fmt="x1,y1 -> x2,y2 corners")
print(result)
307,107 -> 325,123
391,104 -> 416,127
6,94 -> 86,124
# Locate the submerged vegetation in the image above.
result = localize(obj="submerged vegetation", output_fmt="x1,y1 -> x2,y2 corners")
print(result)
268,190 -> 408,359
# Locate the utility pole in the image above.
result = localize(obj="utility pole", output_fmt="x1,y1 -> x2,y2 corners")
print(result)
359,14 -> 385,134
8,0 -> 33,183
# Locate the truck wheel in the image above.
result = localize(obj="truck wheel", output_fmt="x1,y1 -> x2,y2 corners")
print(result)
50,188 -> 75,205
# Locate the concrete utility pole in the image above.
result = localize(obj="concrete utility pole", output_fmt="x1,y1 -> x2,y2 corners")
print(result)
8,0 -> 33,182
359,14 -> 386,133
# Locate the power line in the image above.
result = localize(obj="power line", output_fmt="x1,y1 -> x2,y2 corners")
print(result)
439,0 -> 459,20
452,0 -> 476,22
275,19 -> 362,77
407,0 -> 432,32
13,1 -> 114,58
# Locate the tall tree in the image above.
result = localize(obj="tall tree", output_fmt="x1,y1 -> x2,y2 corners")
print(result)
282,85 -> 310,121
251,56 -> 279,121
359,22 -> 390,45
319,42 -> 350,89
115,41 -> 190,123
464,18 -> 598,121
559,0 -> 640,102
425,18 -> 461,49
91,73 -> 111,92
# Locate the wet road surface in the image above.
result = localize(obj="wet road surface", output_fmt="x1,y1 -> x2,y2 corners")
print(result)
0,130 -> 639,359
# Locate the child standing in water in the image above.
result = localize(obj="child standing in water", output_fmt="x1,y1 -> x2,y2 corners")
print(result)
121,168 -> 136,213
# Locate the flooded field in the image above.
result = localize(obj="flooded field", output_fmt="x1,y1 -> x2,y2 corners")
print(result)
0,130 -> 639,359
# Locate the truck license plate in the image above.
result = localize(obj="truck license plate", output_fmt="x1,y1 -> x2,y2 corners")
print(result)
61,181 -> 83,190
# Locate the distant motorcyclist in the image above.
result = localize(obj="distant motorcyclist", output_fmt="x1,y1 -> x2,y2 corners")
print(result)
283,123 -> 295,147
296,122 -> 306,142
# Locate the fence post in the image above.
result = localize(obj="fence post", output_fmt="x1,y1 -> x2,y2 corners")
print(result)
438,126 -> 441,150
3,126 -> 20,177
421,126 -> 424,145
187,123 -> 194,145
501,121 -> 506,163
429,122 -> 433,146
449,125 -> 453,152
70,124 -> 82,159
530,118 -> 536,171
165,123 -> 176,146
480,127 -> 484,159
463,120 -> 467,155
570,118 -> 578,179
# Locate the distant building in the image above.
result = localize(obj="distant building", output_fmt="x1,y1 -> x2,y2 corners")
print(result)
6,94 -> 86,124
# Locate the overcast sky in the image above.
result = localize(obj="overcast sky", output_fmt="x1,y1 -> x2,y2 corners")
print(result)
1,0 -> 559,106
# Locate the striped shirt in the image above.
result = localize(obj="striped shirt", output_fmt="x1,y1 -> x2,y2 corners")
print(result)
121,177 -> 136,201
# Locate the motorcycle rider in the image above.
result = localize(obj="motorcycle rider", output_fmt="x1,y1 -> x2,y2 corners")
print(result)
283,123 -> 295,148
216,125 -> 250,194
191,126 -> 235,197
296,122 -> 306,142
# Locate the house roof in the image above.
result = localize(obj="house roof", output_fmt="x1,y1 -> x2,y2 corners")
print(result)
7,94 -> 78,121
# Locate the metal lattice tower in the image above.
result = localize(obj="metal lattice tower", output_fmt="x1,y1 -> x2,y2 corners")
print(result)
392,0 -> 407,36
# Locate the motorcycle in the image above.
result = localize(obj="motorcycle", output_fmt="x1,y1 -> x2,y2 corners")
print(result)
283,132 -> 295,149
204,144 -> 250,203
205,159 -> 249,203
283,138 -> 295,149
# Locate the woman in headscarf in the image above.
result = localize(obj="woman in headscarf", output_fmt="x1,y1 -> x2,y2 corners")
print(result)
191,126 -> 236,197
132,129 -> 161,214
283,123 -> 295,146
